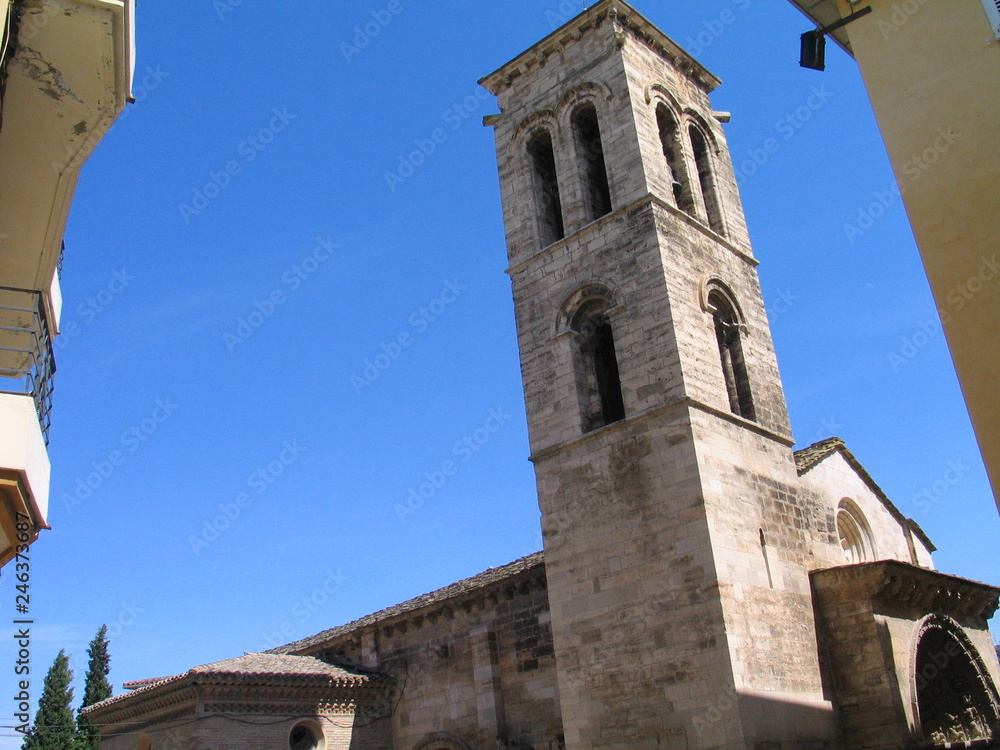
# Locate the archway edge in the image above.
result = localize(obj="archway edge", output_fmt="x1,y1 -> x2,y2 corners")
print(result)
412,732 -> 473,750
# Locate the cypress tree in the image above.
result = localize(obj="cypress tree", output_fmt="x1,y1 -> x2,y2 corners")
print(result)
75,626 -> 112,750
22,650 -> 75,750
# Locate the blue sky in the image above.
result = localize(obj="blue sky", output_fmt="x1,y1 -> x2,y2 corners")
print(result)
2,0 -> 997,742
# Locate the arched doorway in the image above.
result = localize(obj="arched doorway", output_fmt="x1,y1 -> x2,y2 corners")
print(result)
915,616 -> 1000,743
412,732 -> 472,750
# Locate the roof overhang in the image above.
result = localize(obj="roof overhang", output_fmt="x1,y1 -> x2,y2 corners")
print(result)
0,0 -> 134,292
479,0 -> 721,96
786,0 -> 856,56
0,391 -> 51,566
796,437 -> 936,553
812,560 -> 1000,624
84,656 -> 384,728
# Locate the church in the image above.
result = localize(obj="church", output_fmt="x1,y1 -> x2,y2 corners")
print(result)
84,2 -> 1000,749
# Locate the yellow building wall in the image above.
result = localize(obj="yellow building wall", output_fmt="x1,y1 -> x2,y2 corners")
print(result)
839,0 -> 1000,510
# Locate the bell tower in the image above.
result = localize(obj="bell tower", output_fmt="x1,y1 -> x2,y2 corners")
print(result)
482,2 -> 838,749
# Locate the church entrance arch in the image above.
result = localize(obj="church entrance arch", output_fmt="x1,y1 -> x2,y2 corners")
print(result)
914,615 -> 1000,744
412,732 -> 472,750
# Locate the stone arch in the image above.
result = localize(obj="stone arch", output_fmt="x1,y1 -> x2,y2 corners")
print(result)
912,614 -> 1000,744
704,281 -> 755,421
569,101 -> 613,220
650,91 -> 695,215
556,281 -> 627,433
644,82 -> 683,116
556,80 -> 614,119
685,113 -> 726,235
412,732 -> 473,750
683,109 -> 722,154
699,277 -> 746,326
288,720 -> 325,750
836,498 -> 876,564
553,83 -> 616,223
506,109 -> 559,162
555,281 -> 625,337
525,127 -> 566,246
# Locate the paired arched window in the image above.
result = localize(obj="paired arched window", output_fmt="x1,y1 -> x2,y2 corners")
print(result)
523,99 -> 616,247
915,619 -> 1000,743
656,104 -> 694,214
689,125 -> 724,234
836,500 -> 875,564
571,298 -> 626,433
655,103 -> 725,235
527,130 -> 565,246
709,290 -> 754,421
571,103 -> 613,221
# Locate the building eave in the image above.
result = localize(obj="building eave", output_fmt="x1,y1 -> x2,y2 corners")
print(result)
795,437 -> 936,553
785,0 -> 856,56
811,560 -> 1000,623
0,0 -> 134,292
479,0 -> 721,97
270,552 -> 547,656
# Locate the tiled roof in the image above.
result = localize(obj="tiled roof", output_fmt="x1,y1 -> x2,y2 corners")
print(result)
122,675 -> 177,690
269,552 -> 546,655
794,437 -> 845,474
794,437 -> 935,553
187,653 -> 370,679
85,654 -> 371,714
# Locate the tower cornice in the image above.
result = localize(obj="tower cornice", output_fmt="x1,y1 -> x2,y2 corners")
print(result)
479,0 -> 722,97
505,193 -> 758,278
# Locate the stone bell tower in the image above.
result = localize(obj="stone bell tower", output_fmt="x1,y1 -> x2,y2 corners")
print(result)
482,2 -> 839,749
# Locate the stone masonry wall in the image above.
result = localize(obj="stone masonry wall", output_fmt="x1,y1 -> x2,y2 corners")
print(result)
311,583 -> 562,750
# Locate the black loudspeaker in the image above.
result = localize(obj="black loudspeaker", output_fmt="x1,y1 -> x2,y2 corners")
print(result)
800,30 -> 826,71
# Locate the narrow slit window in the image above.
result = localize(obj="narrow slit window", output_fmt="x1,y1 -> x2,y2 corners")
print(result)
527,131 -> 565,246
656,105 -> 694,214
574,302 -> 626,432
690,126 -> 724,234
710,292 -> 755,421
572,104 -> 613,220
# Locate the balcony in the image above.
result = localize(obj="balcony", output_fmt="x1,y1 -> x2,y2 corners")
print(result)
0,287 -> 53,566
0,286 -> 55,443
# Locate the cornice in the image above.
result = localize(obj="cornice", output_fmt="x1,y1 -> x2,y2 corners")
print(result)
811,561 -> 1000,623
480,0 -> 721,97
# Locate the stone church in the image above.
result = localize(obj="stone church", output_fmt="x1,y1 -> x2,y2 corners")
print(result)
85,2 -> 1000,749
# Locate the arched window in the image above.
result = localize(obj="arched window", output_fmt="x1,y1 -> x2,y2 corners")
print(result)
656,104 -> 693,214
289,722 -> 324,750
571,103 -> 612,220
915,619 -> 1000,743
689,125 -> 724,234
709,290 -> 754,421
527,130 -> 565,246
836,500 -> 875,564
572,299 -> 626,433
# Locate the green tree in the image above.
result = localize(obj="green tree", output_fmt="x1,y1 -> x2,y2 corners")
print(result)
22,650 -> 75,750
75,626 -> 112,750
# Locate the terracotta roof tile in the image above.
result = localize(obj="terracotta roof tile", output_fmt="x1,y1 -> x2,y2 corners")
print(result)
85,654 -> 371,715
794,437 -> 845,475
794,437 -> 935,553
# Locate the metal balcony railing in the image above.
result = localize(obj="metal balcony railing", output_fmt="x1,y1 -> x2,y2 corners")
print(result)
0,286 -> 56,444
